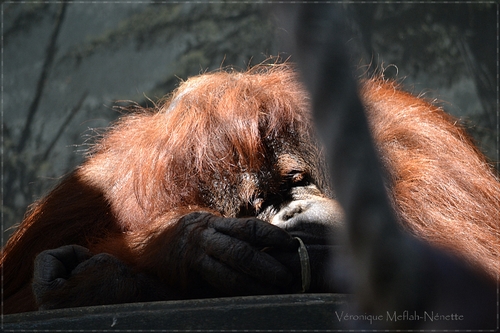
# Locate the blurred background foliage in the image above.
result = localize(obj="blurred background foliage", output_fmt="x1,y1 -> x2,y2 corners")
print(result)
2,2 -> 497,242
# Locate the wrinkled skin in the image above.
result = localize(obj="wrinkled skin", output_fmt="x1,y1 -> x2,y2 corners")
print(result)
33,188 -> 344,310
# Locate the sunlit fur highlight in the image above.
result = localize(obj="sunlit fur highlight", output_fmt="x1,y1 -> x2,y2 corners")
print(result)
83,65 -> 320,229
1,65 -> 324,313
361,78 -> 500,278
1,64 -> 498,314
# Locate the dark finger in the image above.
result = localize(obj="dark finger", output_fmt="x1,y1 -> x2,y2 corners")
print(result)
34,245 -> 92,282
200,228 -> 294,287
46,245 -> 92,268
209,217 -> 297,249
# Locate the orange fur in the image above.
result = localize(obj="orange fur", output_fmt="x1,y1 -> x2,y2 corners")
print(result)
1,65 -> 498,314
362,79 -> 499,277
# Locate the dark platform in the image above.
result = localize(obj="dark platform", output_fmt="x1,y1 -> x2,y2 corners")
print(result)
2,293 -> 349,331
